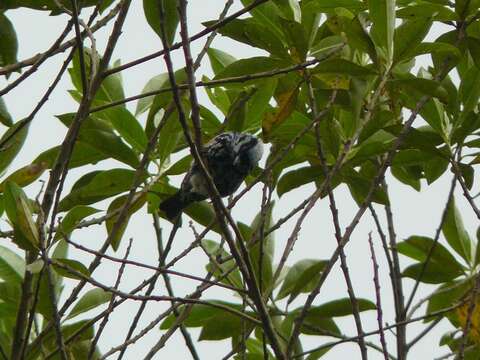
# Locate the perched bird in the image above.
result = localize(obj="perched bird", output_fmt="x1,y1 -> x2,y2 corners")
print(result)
160,132 -> 264,220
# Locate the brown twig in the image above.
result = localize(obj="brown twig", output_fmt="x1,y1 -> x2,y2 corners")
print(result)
368,233 -> 389,360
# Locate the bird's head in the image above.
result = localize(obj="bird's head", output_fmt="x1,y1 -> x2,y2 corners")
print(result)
233,133 -> 264,173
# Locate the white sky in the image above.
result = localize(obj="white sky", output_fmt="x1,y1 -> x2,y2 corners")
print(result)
1,1 -> 478,359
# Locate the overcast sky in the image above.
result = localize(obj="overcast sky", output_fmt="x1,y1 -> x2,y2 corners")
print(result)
1,2 -> 477,359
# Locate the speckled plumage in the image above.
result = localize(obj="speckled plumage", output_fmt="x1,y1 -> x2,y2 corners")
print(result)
160,132 -> 263,219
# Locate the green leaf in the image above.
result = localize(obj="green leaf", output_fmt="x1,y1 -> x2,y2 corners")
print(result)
459,66 -> 480,115
33,141 -> 108,170
199,311 -> 247,341
402,259 -> 464,284
277,166 -> 323,197
0,163 -> 48,192
204,18 -> 289,59
58,169 -> 140,212
397,236 -> 465,274
394,19 -> 432,63
0,98 -> 13,127
52,258 -> 90,280
0,13 -> 18,67
54,205 -> 100,241
201,239 -> 243,289
101,107 -> 148,153
277,259 -> 327,303
207,48 -> 237,76
391,78 -> 449,103
303,0 -> 366,13
143,0 -> 179,45
467,37 -> 480,69
442,198 -> 472,262
135,73 -> 170,116
301,298 -> 376,318
57,113 -> 139,168
312,59 -> 376,76
397,4 -> 458,21
369,0 -> 396,64
245,79 -> 277,132
106,193 -> 146,251
0,119 -> 29,176
214,57 -> 286,81
0,245 -> 24,283
4,181 -> 39,251
67,288 -> 112,320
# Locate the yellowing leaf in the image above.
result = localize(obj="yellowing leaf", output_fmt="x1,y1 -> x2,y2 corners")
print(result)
0,162 -> 48,192
456,295 -> 480,343
262,86 -> 299,140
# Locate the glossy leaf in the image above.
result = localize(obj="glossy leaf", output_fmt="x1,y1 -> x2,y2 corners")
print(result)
369,0 -> 396,64
135,73 -> 170,116
58,169 -> 140,212
4,181 -> 39,251
277,259 -> 328,303
402,261 -> 463,284
214,57 -> 286,81
0,245 -> 24,283
0,162 -> 47,192
442,198 -> 472,262
103,107 -> 148,152
54,205 -> 100,241
106,193 -> 146,251
52,258 -> 90,280
67,288 -> 112,320
0,13 -> 18,67
0,119 -> 29,176
397,236 -> 465,274
143,0 -> 179,45
0,98 -> 13,127
207,48 -> 237,75
300,298 -> 376,318
394,19 -> 432,63
277,166 -> 324,197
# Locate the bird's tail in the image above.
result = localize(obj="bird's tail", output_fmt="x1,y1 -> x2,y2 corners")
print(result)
159,191 -> 192,220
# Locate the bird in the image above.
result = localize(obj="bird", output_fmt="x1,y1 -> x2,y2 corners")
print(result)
159,132 -> 264,220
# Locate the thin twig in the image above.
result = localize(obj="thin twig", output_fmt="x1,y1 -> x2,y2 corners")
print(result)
368,233 -> 389,360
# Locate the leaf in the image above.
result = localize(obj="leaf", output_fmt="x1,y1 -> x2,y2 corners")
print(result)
245,78 -> 277,132
467,37 -> 480,69
199,311 -> 247,340
102,107 -> 148,152
52,258 -> 90,280
262,84 -> 299,139
277,166 -> 324,197
397,4 -> 458,21
301,298 -> 376,318
135,73 -> 170,116
207,48 -> 237,75
0,12 -> 18,67
459,66 -> 480,116
67,288 -> 112,320
277,259 -> 327,303
442,198 -> 472,262
0,98 -> 13,127
402,262 -> 463,284
106,193 -> 146,251
58,169 -> 140,212
143,0 -> 179,45
0,162 -> 48,192
57,113 -> 139,168
369,0 -> 396,64
204,18 -> 289,59
4,181 -> 39,251
54,205 -> 100,241
0,119 -> 29,175
303,0 -> 366,13
213,57 -> 286,81
394,19 -> 432,63
33,141 -> 109,170
0,245 -> 25,283
201,239 -> 243,289
312,59 -> 376,76
397,236 -> 465,274
391,78 -> 449,103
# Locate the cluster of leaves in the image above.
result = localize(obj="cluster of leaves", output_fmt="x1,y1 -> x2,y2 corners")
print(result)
0,0 -> 480,358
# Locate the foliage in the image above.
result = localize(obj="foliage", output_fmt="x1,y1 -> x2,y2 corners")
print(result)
0,0 -> 480,358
